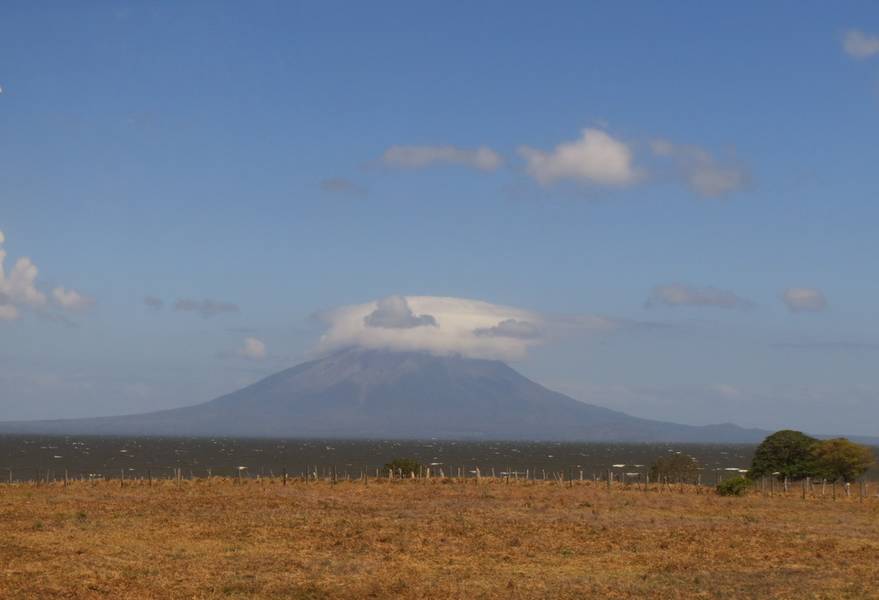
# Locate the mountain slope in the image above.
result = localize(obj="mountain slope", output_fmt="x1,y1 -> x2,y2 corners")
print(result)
0,348 -> 768,442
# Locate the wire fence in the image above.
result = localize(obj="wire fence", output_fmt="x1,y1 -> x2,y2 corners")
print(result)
2,465 -> 876,501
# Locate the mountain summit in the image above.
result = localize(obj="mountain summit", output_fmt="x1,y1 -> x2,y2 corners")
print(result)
0,348 -> 766,442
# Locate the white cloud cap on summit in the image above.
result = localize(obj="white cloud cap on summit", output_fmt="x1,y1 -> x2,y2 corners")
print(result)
318,296 -> 544,360
782,288 -> 827,313
519,128 -> 642,186
843,29 -> 879,59
382,145 -> 503,171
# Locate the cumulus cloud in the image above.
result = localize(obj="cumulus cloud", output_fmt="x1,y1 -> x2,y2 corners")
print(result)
320,177 -> 367,196
782,288 -> 827,313
364,295 -> 438,329
474,318 -> 540,339
650,139 -> 749,198
381,145 -> 503,171
843,29 -> 879,59
51,287 -> 94,311
318,296 -> 547,360
174,298 -> 240,318
144,296 -> 164,310
241,337 -> 267,360
646,283 -> 752,310
0,230 -> 89,321
518,128 -> 643,187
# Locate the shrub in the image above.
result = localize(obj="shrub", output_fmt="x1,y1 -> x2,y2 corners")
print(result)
649,453 -> 699,482
384,458 -> 421,477
716,476 -> 751,497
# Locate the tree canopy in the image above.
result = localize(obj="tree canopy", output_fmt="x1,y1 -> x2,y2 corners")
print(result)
750,430 -> 875,482
811,438 -> 875,483
749,430 -> 819,479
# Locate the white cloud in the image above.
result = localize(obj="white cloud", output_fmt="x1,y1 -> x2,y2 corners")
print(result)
382,145 -> 503,171
318,296 -> 546,360
650,139 -> 749,198
241,337 -> 267,360
843,29 -> 879,59
0,230 -> 90,321
782,288 -> 827,313
52,287 -> 94,311
646,283 -> 752,310
518,128 -> 643,186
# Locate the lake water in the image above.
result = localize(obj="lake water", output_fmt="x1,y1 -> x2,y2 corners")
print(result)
0,434 -> 762,481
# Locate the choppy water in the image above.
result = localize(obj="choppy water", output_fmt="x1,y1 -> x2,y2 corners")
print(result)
0,434 -> 764,481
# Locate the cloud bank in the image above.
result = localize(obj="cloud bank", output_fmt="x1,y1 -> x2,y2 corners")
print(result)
381,145 -> 503,171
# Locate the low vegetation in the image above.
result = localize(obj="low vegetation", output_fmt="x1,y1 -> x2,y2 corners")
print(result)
2,476 -> 878,598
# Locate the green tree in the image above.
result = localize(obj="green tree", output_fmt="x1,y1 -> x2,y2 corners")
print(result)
749,430 -> 819,480
384,458 -> 422,477
811,438 -> 875,483
649,453 -> 699,482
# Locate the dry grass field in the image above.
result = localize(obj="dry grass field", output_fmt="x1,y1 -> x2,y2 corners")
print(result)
2,477 -> 878,599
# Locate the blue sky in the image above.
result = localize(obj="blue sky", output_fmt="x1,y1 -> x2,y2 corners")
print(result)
1,2 -> 878,435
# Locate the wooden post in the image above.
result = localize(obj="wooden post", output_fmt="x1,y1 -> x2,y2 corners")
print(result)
64,469 -> 69,488
121,469 -> 125,488
282,467 -> 287,486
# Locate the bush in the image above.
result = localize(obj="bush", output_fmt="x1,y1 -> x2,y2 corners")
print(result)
649,453 -> 699,482
384,458 -> 421,477
716,476 -> 751,497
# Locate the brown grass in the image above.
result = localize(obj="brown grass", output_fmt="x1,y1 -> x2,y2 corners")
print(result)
1,477 -> 878,599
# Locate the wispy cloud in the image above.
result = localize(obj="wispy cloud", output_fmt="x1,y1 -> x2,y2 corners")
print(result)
240,337 -> 267,360
646,283 -> 752,310
174,298 -> 240,318
782,287 -> 827,313
320,177 -> 367,196
650,139 -> 749,198
381,145 -> 503,171
843,29 -> 879,59
144,296 -> 164,310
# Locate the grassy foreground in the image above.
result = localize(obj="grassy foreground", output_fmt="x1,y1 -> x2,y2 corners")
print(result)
2,478 -> 878,599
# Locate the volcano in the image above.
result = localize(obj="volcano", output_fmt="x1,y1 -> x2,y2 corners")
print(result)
0,348 -> 767,442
